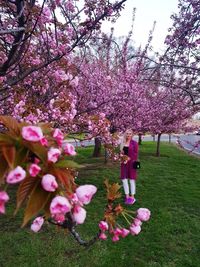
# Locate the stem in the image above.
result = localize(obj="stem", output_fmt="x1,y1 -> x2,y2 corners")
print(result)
121,212 -> 131,225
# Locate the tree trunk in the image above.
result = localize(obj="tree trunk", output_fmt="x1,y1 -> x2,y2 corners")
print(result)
138,134 -> 142,145
92,137 -> 101,157
104,147 -> 109,164
169,134 -> 171,143
156,133 -> 162,157
152,134 -> 155,142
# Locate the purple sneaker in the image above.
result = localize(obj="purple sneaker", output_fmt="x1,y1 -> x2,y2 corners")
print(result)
125,197 -> 136,205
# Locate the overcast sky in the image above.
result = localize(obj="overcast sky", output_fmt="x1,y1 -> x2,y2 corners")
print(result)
101,0 -> 179,52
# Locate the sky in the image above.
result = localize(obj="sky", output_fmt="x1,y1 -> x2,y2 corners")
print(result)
101,0 -> 179,53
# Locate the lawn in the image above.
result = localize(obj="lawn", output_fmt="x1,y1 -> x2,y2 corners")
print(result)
0,142 -> 200,267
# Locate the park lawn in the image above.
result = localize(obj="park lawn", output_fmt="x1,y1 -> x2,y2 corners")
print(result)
0,142 -> 200,267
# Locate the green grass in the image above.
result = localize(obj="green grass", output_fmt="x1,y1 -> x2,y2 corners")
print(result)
0,142 -> 200,267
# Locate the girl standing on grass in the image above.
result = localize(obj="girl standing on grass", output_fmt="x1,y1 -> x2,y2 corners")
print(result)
120,129 -> 139,205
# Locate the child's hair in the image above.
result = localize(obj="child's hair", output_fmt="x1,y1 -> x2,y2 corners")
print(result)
120,129 -> 133,151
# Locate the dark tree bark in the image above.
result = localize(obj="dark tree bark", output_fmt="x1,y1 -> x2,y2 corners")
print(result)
138,134 -> 142,145
93,137 -> 101,157
156,133 -> 162,157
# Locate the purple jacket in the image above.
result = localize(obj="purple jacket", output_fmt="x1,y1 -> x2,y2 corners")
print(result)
120,140 -> 139,180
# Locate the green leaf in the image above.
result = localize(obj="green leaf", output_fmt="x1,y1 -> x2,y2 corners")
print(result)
54,159 -> 82,169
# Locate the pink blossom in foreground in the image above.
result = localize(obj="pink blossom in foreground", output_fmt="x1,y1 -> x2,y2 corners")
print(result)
53,128 -> 64,146
76,185 -> 97,205
62,143 -> 76,156
41,174 -> 58,192
22,126 -> 43,142
133,218 -> 142,226
130,225 -> 141,235
137,208 -> 151,222
6,166 -> 26,184
52,213 -> 65,223
40,137 -> 48,146
99,221 -> 109,231
112,235 -> 120,242
72,205 -> 86,224
47,148 -> 61,163
99,232 -> 107,240
120,228 -> 130,238
113,227 -> 122,236
30,216 -> 44,232
50,196 -> 71,215
29,164 -> 41,177
0,191 -> 9,214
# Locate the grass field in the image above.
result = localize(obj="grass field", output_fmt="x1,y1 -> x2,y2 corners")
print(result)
0,142 -> 200,267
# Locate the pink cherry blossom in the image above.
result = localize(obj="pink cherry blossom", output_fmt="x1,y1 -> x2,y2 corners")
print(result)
30,216 -> 44,232
50,196 -> 71,215
112,235 -> 120,242
120,228 -> 130,238
29,163 -> 41,177
99,221 -> 109,231
6,166 -> 26,184
40,137 -> 48,146
99,232 -> 107,240
113,227 -> 122,236
133,218 -> 142,226
75,185 -> 97,205
72,205 -> 86,224
41,174 -> 58,192
52,213 -> 65,223
53,128 -> 64,146
0,191 -> 9,214
137,208 -> 151,222
62,142 -> 76,156
22,126 -> 43,142
47,148 -> 61,163
130,225 -> 141,235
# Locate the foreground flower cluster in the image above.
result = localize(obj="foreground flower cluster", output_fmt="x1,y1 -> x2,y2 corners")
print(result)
98,208 -> 151,242
0,117 -> 151,246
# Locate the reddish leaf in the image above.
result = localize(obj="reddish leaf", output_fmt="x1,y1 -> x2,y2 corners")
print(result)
0,155 -> 8,185
104,179 -> 121,201
14,176 -> 38,215
0,116 -> 21,136
22,141 -> 47,163
22,182 -> 51,227
50,167 -> 76,195
2,146 -> 16,168
14,147 -> 28,166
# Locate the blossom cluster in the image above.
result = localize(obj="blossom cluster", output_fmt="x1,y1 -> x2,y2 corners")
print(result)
98,208 -> 151,242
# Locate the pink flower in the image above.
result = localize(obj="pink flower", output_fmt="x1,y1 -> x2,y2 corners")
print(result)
6,166 -> 26,184
76,185 -> 97,205
62,143 -> 76,156
22,126 -> 43,142
72,205 -> 86,224
113,227 -> 122,236
47,148 -> 61,163
52,213 -> 65,223
99,221 -> 109,231
133,218 -> 142,226
50,196 -> 71,215
112,235 -> 120,242
40,137 -> 48,147
99,232 -> 107,240
53,128 -> 64,146
130,225 -> 141,235
120,228 -> 130,238
0,191 -> 9,214
29,164 -> 41,177
30,216 -> 44,232
137,208 -> 151,222
69,193 -> 79,204
41,174 -> 58,192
